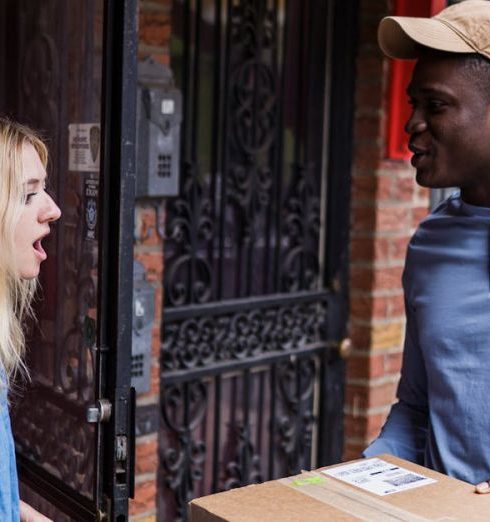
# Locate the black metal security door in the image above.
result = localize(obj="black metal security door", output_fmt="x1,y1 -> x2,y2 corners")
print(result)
0,1 -> 137,520
159,0 -> 357,519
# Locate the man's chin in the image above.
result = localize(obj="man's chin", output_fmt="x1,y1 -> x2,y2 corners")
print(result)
415,170 -> 452,189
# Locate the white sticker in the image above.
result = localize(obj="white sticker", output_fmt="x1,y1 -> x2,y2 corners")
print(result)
68,123 -> 101,172
322,458 -> 436,496
161,99 -> 175,114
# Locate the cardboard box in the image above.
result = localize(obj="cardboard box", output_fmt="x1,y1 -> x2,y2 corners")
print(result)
189,454 -> 490,521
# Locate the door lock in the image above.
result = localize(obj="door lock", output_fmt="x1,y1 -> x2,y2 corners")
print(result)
86,399 -> 112,423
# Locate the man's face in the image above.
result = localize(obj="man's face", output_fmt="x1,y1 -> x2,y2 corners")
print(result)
406,54 -> 490,203
14,144 -> 61,279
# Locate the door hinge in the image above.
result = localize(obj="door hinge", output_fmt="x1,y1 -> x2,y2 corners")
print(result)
86,398 -> 113,423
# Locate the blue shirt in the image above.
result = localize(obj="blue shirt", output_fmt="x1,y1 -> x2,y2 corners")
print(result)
364,193 -> 490,485
0,375 -> 19,521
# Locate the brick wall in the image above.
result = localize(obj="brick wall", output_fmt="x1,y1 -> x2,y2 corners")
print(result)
344,0 -> 430,460
131,1 -> 171,521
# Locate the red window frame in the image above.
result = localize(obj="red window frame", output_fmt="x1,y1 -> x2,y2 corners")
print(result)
386,0 -> 447,160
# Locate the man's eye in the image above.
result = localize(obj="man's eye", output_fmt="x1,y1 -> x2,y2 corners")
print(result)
24,192 -> 37,205
428,100 -> 445,111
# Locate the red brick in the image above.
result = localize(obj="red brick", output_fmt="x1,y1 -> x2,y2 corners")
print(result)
350,236 -> 391,263
390,294 -> 405,316
351,293 -> 404,321
350,295 -> 375,320
416,184 -> 430,201
152,53 -> 170,66
151,328 -> 160,358
349,324 -> 372,350
358,16 -> 383,45
345,381 -> 398,411
356,56 -> 385,79
374,265 -> 403,290
153,287 -> 163,319
356,115 -> 383,142
356,82 -> 384,108
139,361 -> 161,400
134,252 -> 164,282
351,175 -> 392,203
390,235 -> 411,261
347,352 -> 402,381
354,142 -> 382,170
347,353 -> 370,380
135,438 -> 158,475
412,205 -> 429,227
343,442 -> 366,461
376,175 -> 392,200
376,206 -> 411,232
135,206 -> 161,247
129,480 -> 157,516
386,351 -> 403,374
392,175 -> 415,202
344,412 -> 389,440
350,237 -> 374,261
358,0 -> 389,18
350,295 -> 387,320
352,175 -> 377,202
350,266 -> 373,292
351,206 -> 376,233
139,12 -> 171,47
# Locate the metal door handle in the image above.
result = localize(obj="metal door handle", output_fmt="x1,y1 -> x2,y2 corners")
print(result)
337,337 -> 352,359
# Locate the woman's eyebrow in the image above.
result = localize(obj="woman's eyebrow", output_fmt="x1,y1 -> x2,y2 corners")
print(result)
24,177 -> 42,186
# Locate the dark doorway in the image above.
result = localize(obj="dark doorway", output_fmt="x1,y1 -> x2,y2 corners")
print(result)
159,0 -> 357,519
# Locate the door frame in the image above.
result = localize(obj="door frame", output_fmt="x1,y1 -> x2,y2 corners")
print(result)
16,1 -> 138,520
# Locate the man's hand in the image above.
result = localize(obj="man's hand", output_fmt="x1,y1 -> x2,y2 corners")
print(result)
20,500 -> 53,522
475,481 -> 490,494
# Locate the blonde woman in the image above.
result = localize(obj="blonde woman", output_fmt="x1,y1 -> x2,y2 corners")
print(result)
0,118 -> 61,521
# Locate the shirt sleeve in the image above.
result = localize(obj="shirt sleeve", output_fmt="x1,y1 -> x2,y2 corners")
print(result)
363,296 -> 429,464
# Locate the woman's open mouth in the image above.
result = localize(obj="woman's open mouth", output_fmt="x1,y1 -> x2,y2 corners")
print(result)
33,239 -> 47,261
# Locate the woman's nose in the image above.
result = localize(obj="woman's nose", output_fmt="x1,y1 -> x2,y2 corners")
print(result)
40,193 -> 61,223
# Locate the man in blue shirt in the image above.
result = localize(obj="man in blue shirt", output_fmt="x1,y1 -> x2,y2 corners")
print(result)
364,0 -> 490,493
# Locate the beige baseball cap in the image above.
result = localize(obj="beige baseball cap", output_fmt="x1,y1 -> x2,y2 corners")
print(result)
378,0 -> 490,60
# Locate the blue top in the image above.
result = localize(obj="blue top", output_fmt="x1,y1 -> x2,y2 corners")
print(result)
364,193 -> 490,485
0,374 -> 19,521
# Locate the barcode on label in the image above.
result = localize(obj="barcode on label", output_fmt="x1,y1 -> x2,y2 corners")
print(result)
383,474 -> 425,487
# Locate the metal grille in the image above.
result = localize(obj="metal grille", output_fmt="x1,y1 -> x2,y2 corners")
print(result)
159,0 -> 353,519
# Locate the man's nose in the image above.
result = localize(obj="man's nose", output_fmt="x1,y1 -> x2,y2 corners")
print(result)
405,110 -> 427,135
40,193 -> 61,223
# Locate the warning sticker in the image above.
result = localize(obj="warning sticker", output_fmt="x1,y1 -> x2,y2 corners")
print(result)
322,458 -> 436,496
68,123 -> 101,172
83,176 -> 99,241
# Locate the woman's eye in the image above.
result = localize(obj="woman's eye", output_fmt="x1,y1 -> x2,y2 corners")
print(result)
24,192 -> 37,205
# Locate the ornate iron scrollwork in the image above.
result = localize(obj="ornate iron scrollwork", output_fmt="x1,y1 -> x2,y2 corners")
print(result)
277,357 -> 316,475
159,381 -> 207,521
161,0 -> 333,520
165,162 -> 214,307
163,300 -> 326,372
281,164 -> 321,292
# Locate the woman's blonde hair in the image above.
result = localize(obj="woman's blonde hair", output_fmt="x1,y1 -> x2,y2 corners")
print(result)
0,117 -> 48,386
